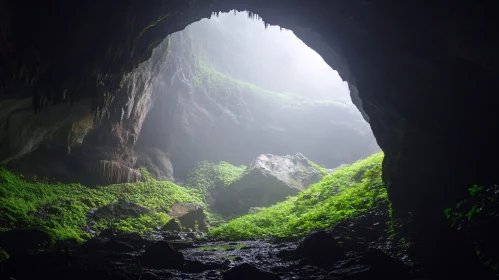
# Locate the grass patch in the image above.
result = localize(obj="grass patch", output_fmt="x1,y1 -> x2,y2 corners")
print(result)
207,153 -> 386,240
0,168 -> 203,241
186,161 -> 246,220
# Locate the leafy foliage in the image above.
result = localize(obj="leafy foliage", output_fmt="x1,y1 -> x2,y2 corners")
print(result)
309,161 -> 329,178
194,58 -> 302,106
445,184 -> 499,272
208,153 -> 386,240
187,161 -> 246,192
0,168 -> 202,241
186,161 -> 246,220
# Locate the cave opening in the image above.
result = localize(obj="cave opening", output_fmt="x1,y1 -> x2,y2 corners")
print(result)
135,10 -> 380,182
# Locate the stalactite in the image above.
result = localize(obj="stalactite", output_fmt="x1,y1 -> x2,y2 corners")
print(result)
92,160 -> 143,183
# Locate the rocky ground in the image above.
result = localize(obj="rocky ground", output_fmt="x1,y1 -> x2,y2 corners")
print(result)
0,208 -> 424,280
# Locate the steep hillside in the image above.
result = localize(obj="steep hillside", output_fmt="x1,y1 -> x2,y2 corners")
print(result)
208,153 -> 386,240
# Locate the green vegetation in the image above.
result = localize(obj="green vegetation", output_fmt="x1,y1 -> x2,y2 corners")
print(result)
194,58 -> 302,105
0,168 -> 202,241
208,153 -> 386,240
1,152 -> 386,243
186,161 -> 246,220
309,161 -> 329,178
0,247 -> 8,263
186,161 -> 246,196
445,184 -> 499,272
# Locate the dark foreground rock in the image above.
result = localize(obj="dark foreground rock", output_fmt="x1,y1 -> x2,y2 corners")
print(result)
214,153 -> 321,215
296,230 -> 345,266
0,209 -> 421,280
0,229 -> 53,258
162,218 -> 182,231
164,202 -> 208,231
178,208 -> 208,231
223,263 -> 281,280
140,241 -> 184,269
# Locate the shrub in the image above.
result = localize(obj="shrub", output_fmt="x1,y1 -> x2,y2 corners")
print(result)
445,184 -> 499,272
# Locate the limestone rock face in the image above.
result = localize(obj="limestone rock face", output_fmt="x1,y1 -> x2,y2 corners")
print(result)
213,153 -> 321,215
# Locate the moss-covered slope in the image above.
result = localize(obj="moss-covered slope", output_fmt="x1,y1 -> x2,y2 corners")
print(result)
0,168 -> 203,241
0,153 -> 383,242
208,152 -> 386,240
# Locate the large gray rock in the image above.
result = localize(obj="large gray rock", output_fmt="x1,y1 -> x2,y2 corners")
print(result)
169,202 -> 203,217
213,153 -> 321,215
164,202 -> 208,231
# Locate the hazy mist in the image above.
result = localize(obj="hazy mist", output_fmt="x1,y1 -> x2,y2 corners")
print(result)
188,11 -> 352,103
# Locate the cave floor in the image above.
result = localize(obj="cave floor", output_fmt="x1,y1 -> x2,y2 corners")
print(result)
1,237 -> 421,280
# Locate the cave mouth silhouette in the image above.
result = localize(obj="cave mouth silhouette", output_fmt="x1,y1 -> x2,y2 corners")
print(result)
1,2 -> 498,278
134,10 -> 380,180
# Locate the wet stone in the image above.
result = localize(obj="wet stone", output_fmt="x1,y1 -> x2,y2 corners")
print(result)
222,263 -> 282,280
140,241 -> 184,269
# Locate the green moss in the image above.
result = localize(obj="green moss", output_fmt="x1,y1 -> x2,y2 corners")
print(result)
309,161 -> 329,178
186,161 -> 246,201
0,247 -> 9,263
0,167 -> 203,241
98,212 -> 171,235
194,59 -> 301,104
445,184 -> 499,273
208,153 -> 386,240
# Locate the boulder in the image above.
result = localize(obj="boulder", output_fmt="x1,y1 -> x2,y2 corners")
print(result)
93,201 -> 153,220
169,202 -> 203,217
164,203 -> 208,231
178,208 -> 208,231
0,229 -> 54,257
162,218 -> 182,231
214,153 -> 321,215
295,230 -> 345,266
222,263 -> 281,280
140,241 -> 184,269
